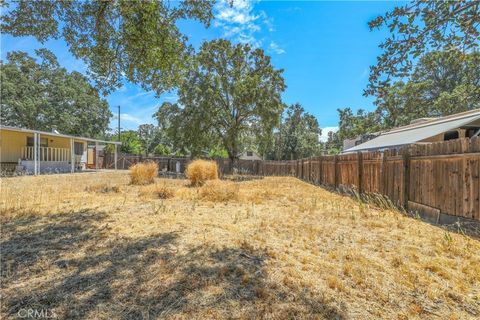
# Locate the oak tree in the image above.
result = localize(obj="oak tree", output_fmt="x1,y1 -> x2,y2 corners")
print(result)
1,49 -> 111,137
156,40 -> 286,160
367,0 -> 480,97
1,0 -> 214,94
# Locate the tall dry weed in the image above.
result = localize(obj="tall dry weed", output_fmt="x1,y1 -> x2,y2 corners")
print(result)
185,159 -> 218,186
130,162 -> 158,185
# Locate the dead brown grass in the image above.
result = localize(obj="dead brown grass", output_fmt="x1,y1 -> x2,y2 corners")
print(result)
130,161 -> 158,185
185,159 -> 218,186
140,183 -> 175,199
197,180 -> 239,202
1,172 -> 479,319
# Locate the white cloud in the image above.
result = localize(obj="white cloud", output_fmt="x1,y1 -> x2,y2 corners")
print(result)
269,41 -> 285,54
111,110 -> 157,131
130,91 -> 155,100
214,0 -> 274,48
261,12 -> 275,32
319,126 -> 339,142
360,67 -> 368,79
119,113 -> 143,125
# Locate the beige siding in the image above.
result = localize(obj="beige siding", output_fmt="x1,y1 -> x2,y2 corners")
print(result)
421,129 -> 467,143
0,128 -> 87,163
0,130 -> 29,162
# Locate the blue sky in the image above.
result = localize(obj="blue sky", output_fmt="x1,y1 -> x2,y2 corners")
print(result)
1,0 -> 400,140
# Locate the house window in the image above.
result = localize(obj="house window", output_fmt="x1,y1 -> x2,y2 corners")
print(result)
466,128 -> 480,138
444,131 -> 459,141
247,151 -> 253,157
26,137 -> 48,147
74,142 -> 84,155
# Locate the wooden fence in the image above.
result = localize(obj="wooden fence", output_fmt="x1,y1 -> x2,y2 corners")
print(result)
290,138 -> 480,222
103,138 -> 480,222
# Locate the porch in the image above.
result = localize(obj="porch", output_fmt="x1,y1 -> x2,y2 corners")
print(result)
0,126 -> 121,176
22,146 -> 71,162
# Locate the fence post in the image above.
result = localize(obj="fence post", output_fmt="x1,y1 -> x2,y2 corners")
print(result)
300,159 -> 303,180
357,151 -> 363,194
319,156 -> 323,185
309,157 -> 312,182
297,160 -> 300,179
403,149 -> 411,209
380,152 -> 387,195
334,155 -> 339,189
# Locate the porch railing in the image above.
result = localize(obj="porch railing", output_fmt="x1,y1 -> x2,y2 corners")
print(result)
22,146 -> 70,162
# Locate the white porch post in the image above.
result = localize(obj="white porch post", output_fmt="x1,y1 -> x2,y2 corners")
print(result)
70,138 -> 74,173
37,133 -> 41,174
33,132 -> 38,175
114,144 -> 117,170
95,141 -> 99,171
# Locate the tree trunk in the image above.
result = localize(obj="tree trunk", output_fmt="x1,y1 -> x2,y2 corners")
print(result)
227,152 -> 238,175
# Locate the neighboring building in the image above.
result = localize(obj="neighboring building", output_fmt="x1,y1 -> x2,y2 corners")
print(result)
343,109 -> 480,153
239,151 -> 263,161
0,126 -> 121,175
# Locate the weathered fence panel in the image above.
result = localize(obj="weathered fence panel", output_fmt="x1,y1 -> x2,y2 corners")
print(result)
361,152 -> 382,194
408,138 -> 480,221
318,156 -> 335,187
337,153 -> 359,190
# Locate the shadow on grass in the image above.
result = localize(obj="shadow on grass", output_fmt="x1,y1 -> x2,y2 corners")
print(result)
1,211 -> 345,319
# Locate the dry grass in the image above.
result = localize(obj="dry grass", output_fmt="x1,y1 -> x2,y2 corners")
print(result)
140,183 -> 175,199
197,180 -> 239,202
130,161 -> 158,185
1,171 -> 479,319
185,159 -> 218,186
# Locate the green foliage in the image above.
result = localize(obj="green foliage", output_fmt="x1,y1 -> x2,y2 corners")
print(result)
155,101 -> 214,157
156,39 -> 286,160
367,1 -> 479,97
336,108 -> 383,141
324,131 -> 342,155
153,144 -> 171,156
1,0 -> 214,94
0,49 -> 111,137
208,145 -> 229,159
118,130 -> 143,155
335,50 -> 480,149
375,50 -> 480,128
137,124 -> 161,156
268,104 -> 322,160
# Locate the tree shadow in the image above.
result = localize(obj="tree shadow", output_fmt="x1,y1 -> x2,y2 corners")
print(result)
1,211 -> 345,319
1,210 -> 108,281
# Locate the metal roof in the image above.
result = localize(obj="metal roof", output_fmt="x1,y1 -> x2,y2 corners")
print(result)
0,125 -> 122,145
344,109 -> 480,152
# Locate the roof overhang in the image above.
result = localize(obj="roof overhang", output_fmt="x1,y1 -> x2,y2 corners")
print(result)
0,125 -> 122,145
344,111 -> 480,153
